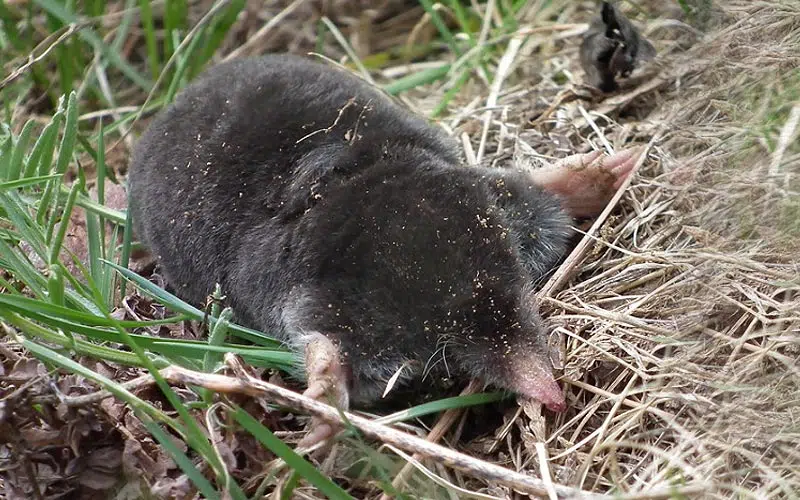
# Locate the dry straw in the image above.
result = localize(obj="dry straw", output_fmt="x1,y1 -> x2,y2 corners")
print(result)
377,0 -> 799,497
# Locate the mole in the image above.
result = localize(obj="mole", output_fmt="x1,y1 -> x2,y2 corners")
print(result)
580,1 -> 656,93
128,54 -> 638,446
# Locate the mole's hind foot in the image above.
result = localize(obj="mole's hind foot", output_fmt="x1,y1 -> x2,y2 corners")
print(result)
296,333 -> 350,452
529,147 -> 642,218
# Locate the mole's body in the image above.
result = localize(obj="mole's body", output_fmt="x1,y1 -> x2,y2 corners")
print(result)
580,1 -> 656,93
129,54 -> 637,420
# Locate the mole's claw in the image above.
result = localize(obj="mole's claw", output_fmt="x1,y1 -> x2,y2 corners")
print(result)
550,150 -> 602,171
296,333 -> 350,451
529,146 -> 643,218
297,422 -> 337,451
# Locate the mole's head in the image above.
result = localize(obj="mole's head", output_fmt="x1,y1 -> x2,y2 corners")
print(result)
446,278 -> 567,413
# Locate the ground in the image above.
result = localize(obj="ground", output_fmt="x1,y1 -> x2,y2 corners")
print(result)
0,1 -> 798,499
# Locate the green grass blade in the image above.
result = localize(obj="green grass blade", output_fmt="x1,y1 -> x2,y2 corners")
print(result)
234,407 -> 354,500
72,190 -> 126,225
119,197 -> 134,301
0,238 -> 48,300
54,91 -> 78,175
0,190 -> 48,264
0,174 -> 63,190
0,134 -> 11,179
0,291 -> 184,328
84,199 -> 103,293
46,263 -> 65,306
2,311 -> 157,366
377,391 -> 509,426
418,0 -> 460,54
165,28 -> 202,102
0,288 -> 290,369
47,176 -> 80,264
0,1 -> 26,52
26,109 -> 63,178
204,306 -> 232,372
431,68 -> 472,117
138,0 -> 160,79
46,13 -> 75,97
195,0 -> 245,76
105,261 -> 286,347
164,0 -> 188,62
141,420 -> 221,500
33,99 -> 66,227
5,119 -> 36,181
383,64 -> 451,95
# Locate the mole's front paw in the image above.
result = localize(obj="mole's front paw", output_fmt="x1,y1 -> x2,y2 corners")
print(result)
296,333 -> 350,451
529,147 -> 642,218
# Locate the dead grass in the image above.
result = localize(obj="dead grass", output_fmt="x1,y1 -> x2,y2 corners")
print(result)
415,1 -> 800,497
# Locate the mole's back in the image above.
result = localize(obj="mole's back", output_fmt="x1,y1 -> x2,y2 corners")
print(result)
128,54 -> 461,305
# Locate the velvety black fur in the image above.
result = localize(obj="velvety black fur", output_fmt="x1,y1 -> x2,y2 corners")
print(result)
580,1 -> 656,93
128,54 -> 572,405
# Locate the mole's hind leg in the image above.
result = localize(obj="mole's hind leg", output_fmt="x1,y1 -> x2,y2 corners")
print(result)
296,333 -> 350,451
530,147 -> 642,218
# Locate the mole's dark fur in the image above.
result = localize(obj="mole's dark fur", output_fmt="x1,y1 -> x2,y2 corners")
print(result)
128,54 -> 572,409
580,1 -> 656,93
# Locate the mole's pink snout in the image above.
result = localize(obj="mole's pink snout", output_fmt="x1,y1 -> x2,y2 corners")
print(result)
509,356 -> 567,413
530,374 -> 567,413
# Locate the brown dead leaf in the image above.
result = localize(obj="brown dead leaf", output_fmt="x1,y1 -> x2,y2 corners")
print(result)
78,467 -> 120,490
87,445 -> 123,471
20,427 -> 64,448
150,474 -> 193,500
99,394 -> 126,422
8,358 -> 46,381
71,446 -> 123,491
122,434 -> 176,483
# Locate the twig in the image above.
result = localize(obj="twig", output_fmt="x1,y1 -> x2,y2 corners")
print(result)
318,17 -> 375,85
223,0 -> 308,62
213,354 -> 601,498
769,103 -> 800,178
577,105 -> 613,155
294,97 -> 357,144
385,445 -> 504,500
0,23 -> 87,91
66,354 -> 601,499
535,443 -> 558,500
516,24 -> 587,36
30,371 -> 157,406
528,87 -> 597,127
476,31 -> 522,163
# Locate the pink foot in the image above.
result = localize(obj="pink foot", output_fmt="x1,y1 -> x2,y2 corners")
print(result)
529,147 -> 642,218
296,333 -> 350,451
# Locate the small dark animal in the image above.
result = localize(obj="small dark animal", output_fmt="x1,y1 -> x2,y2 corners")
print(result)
580,1 -> 656,93
128,55 -> 635,442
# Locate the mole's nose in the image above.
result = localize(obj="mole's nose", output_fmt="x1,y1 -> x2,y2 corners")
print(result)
541,388 -> 567,413
529,373 -> 567,413
508,356 -> 567,413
